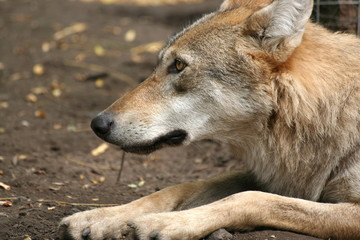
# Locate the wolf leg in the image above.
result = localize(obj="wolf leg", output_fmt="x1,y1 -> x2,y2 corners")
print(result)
129,191 -> 360,240
59,170 -> 259,240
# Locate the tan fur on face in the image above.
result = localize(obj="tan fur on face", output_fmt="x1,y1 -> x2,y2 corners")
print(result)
107,76 -> 162,113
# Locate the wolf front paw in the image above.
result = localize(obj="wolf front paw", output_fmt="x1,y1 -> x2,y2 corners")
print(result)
126,212 -> 210,240
59,216 -> 128,240
58,206 -> 132,240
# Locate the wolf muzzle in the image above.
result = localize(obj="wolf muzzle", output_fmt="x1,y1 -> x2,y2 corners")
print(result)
91,113 -> 187,154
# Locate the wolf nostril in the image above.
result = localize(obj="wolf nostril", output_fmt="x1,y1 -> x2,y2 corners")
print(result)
91,114 -> 113,135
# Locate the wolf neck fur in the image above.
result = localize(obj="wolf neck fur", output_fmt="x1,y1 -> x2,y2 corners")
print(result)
231,23 -> 360,200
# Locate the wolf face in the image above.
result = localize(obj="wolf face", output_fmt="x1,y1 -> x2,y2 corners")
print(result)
90,0 -> 313,154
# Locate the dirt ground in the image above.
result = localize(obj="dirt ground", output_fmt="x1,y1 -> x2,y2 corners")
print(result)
0,0 -> 324,239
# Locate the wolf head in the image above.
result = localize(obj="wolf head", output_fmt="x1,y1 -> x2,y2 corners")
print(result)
91,0 -> 314,154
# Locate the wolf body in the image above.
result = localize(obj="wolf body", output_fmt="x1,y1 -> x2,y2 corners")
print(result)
60,0 -> 360,239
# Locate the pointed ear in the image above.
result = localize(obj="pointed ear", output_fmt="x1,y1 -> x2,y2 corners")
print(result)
220,0 -> 271,11
220,0 -> 240,11
245,0 -> 314,61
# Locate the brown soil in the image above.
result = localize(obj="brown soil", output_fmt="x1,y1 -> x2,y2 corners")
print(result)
0,0 -> 322,239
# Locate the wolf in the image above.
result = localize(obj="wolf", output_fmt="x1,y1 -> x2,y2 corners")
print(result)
59,0 -> 360,239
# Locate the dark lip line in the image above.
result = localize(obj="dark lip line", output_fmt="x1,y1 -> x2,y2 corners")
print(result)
122,144 -> 163,155
118,130 -> 188,155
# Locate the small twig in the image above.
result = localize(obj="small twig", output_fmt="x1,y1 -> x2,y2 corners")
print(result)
0,197 -> 18,201
37,199 -> 118,207
65,156 -> 114,170
53,23 -> 87,41
63,60 -> 137,87
0,197 -> 118,207
116,151 -> 126,184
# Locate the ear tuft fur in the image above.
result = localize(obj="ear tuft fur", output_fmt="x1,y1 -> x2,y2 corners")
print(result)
244,0 -> 314,62
220,0 -> 272,11
220,0 -> 241,11
261,0 -> 313,38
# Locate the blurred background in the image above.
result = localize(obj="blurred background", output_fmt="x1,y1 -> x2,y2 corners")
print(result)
313,0 -> 360,34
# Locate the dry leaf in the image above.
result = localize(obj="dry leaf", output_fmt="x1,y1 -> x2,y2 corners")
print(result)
131,54 -> 144,63
31,87 -> 48,95
0,128 -> 4,134
194,158 -> 203,164
0,101 -> 9,109
131,41 -> 164,54
98,176 -> 105,183
23,235 -> 32,240
91,143 -> 109,156
42,42 -> 51,52
67,124 -> 77,132
11,155 -> 17,165
0,170 -> 4,175
94,45 -> 106,56
12,154 -> 27,165
124,29 -> 136,42
49,186 -> 61,191
41,42 -> 55,52
52,182 -> 65,186
34,110 -> 46,118
0,201 -> 12,207
91,176 -> 105,184
52,89 -> 62,97
47,206 -> 56,210
25,93 -> 38,103
21,120 -> 30,127
138,180 -> 145,187
127,179 -> 145,188
18,154 -> 28,160
53,124 -> 62,130
33,64 -> 45,75
92,198 -> 99,201
0,182 -> 11,190
94,79 -> 104,88
54,23 -> 87,40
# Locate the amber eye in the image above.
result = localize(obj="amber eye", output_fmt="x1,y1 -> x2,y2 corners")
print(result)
175,59 -> 186,72
168,59 -> 187,74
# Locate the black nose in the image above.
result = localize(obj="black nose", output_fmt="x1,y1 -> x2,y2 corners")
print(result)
91,114 -> 113,136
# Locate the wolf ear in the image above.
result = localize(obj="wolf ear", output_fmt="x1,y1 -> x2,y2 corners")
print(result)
245,0 -> 314,61
220,0 -> 240,10
220,0 -> 271,11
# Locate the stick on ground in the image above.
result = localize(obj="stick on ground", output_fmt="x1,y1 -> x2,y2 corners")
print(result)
116,151 -> 126,184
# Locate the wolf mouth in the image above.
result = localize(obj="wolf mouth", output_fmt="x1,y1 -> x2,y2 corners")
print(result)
121,130 -> 188,154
